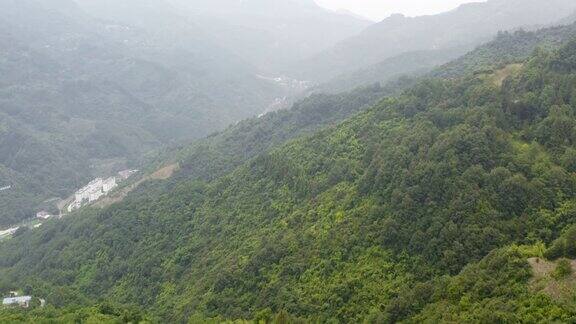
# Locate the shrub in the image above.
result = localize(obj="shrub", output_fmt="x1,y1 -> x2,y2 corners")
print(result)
552,259 -> 573,279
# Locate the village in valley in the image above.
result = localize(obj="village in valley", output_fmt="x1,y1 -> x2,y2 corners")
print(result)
0,170 -> 140,309
0,169 -> 138,241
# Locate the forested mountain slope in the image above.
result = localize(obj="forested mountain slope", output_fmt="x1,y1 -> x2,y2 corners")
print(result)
314,20 -> 576,96
166,81 -> 412,187
432,22 -> 576,79
295,0 -> 576,82
313,49 -> 463,94
0,0 -> 302,226
106,21 -> 576,212
3,27 -> 576,323
115,82 -> 412,215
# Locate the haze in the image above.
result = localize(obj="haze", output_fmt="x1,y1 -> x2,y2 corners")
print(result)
2,0 -> 576,321
316,0 -> 488,21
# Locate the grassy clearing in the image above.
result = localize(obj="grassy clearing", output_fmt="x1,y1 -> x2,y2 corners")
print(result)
490,63 -> 524,87
528,257 -> 576,304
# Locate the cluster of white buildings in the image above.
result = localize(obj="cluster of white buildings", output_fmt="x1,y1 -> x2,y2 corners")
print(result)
0,227 -> 19,239
67,177 -> 117,212
0,185 -> 11,192
66,170 -> 138,213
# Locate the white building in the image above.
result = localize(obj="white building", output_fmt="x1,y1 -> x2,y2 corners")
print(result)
0,227 -> 19,238
75,178 -> 101,202
102,177 -> 117,193
74,187 -> 89,203
73,178 -> 103,203
68,176 -> 118,212
2,296 -> 32,308
36,211 -> 52,220
86,178 -> 103,193
88,190 -> 104,203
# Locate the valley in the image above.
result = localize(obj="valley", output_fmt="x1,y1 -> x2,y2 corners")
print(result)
2,0 -> 576,323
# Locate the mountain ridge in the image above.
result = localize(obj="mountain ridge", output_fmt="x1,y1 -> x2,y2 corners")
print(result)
294,0 -> 576,82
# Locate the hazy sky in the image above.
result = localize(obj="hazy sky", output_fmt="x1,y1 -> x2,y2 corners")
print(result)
315,0 -> 487,21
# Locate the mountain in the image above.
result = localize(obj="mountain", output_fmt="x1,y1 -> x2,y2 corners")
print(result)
312,19 -> 576,96
0,0 -> 286,226
3,23 -> 576,322
314,48 -> 464,94
118,20 -> 576,199
8,0 -> 572,228
295,0 -> 576,82
75,18 -> 576,226
432,22 -> 576,79
165,82 -> 409,186
0,0 -> 373,227
74,0 -> 371,74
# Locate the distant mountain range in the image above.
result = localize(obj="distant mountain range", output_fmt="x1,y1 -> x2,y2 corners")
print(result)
294,0 -> 576,82
74,0 -> 371,74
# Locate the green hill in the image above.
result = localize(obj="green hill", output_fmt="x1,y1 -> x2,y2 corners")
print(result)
3,27 -> 576,323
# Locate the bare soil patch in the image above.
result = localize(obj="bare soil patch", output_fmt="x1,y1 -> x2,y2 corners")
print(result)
93,163 -> 179,208
528,257 -> 576,303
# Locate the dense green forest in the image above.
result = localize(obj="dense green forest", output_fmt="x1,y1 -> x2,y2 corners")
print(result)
2,26 -> 576,323
168,82 -> 410,184
0,304 -> 151,323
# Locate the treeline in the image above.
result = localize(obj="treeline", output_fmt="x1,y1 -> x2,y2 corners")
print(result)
0,303 -> 149,323
432,22 -> 576,79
